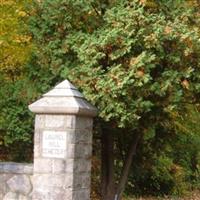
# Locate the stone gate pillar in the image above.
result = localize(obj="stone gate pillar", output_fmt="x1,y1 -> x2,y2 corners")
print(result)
28,80 -> 97,200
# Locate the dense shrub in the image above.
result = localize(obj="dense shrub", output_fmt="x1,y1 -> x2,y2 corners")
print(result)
119,105 -> 199,196
0,77 -> 33,161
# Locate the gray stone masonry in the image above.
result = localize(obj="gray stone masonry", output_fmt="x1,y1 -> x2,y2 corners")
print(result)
0,162 -> 33,200
29,80 -> 97,200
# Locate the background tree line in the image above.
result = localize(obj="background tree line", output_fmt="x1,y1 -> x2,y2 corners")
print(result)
0,0 -> 200,199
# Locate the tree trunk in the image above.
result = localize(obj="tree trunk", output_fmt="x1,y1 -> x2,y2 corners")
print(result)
100,124 -> 143,200
115,132 -> 142,200
101,125 -> 116,200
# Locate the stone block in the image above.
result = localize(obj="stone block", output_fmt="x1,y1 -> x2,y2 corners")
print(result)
73,173 -> 91,189
67,130 -> 92,144
33,174 -> 73,188
23,165 -> 33,175
3,163 -> 24,174
45,115 -> 66,128
67,144 -> 76,158
7,175 -> 32,195
0,162 -> 33,175
0,164 -> 4,171
75,117 -> 93,130
33,130 -> 41,158
63,174 -> 74,188
67,144 -> 92,159
32,186 -> 67,200
0,193 -> 3,200
3,192 -> 18,200
63,115 -> 76,129
52,159 -> 65,174
73,189 -> 90,200
74,144 -> 92,158
65,159 -> 91,173
0,174 -> 12,195
65,159 -> 74,173
34,158 -> 52,173
35,115 -> 45,129
19,194 -> 30,200
74,159 -> 91,173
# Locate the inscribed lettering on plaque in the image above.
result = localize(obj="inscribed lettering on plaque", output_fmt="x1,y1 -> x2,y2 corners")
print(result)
42,131 -> 66,158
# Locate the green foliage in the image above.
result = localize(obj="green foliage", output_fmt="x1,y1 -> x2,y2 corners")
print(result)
0,0 -> 35,161
28,0 -> 200,196
0,75 -> 34,161
0,0 -> 32,79
0,83 -> 31,144
172,106 -> 200,188
30,0 -> 200,129
0,83 -> 33,160
125,106 -> 200,196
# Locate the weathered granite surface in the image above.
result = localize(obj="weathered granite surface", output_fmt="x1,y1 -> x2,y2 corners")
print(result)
0,162 -> 33,200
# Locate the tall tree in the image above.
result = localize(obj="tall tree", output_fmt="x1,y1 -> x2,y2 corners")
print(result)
29,0 -> 200,199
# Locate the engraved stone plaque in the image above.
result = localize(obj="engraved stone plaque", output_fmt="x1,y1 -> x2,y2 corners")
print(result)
42,131 -> 66,158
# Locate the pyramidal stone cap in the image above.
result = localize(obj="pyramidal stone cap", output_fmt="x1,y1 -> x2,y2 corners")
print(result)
28,80 -> 97,117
